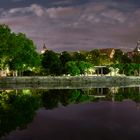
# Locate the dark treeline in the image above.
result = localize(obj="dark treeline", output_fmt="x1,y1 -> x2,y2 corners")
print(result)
40,49 -> 140,76
0,24 -> 140,76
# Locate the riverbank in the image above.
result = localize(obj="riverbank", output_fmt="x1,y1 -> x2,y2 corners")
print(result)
0,76 -> 140,89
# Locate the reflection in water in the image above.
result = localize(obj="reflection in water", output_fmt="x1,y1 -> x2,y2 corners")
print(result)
40,89 -> 95,109
0,87 -> 140,139
0,90 -> 41,137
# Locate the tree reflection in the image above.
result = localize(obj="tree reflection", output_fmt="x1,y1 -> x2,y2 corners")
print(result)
1,87 -> 140,138
60,89 -> 81,106
0,90 -> 41,137
35,87 -> 140,110
41,90 -> 60,109
40,89 -> 94,109
114,87 -> 140,102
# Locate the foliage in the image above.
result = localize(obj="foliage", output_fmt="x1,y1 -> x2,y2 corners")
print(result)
113,49 -> 124,63
77,61 -> 93,74
0,24 -> 40,75
9,33 -> 40,72
0,25 -> 13,70
132,54 -> 140,64
65,61 -> 93,76
111,63 -> 140,76
65,61 -> 80,76
41,50 -> 62,75
121,54 -> 131,63
72,52 -> 86,61
60,51 -> 72,66
86,49 -> 101,65
1,24 -> 140,77
99,55 -> 112,65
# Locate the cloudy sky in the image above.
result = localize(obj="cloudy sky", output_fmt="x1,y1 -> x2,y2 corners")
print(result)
0,0 -> 140,52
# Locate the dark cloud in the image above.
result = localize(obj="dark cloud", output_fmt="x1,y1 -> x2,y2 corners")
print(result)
0,0 -> 140,51
1,0 -> 92,9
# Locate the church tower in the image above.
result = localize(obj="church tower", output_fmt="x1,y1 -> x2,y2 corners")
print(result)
41,43 -> 47,54
134,40 -> 140,52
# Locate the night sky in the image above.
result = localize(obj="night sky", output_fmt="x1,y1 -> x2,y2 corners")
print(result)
0,0 -> 140,52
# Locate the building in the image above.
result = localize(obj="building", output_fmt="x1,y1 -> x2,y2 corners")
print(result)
134,40 -> 140,53
100,48 -> 115,59
41,43 -> 47,54
127,40 -> 140,58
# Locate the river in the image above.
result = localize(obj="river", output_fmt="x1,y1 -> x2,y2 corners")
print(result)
0,86 -> 140,140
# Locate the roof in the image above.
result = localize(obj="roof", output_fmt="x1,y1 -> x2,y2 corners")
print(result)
94,66 -> 106,68
99,48 -> 115,59
100,48 -> 114,54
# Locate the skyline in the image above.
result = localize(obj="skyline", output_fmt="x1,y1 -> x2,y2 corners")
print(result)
0,0 -> 140,52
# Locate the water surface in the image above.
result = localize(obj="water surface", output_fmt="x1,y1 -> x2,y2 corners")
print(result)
0,86 -> 140,140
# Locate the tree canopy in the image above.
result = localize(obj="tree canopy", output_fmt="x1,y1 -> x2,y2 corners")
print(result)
41,50 -> 62,75
0,24 -> 40,75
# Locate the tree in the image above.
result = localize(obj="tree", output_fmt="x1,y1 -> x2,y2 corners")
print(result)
113,49 -> 124,63
9,33 -> 40,75
0,24 -> 40,76
60,51 -> 72,66
0,24 -> 12,70
134,64 -> 140,76
121,54 -> 131,63
99,55 -> 111,65
41,50 -> 62,75
72,51 -> 86,61
132,54 -> 140,64
77,61 -> 93,74
86,49 -> 101,65
59,51 -> 72,74
65,61 -> 80,76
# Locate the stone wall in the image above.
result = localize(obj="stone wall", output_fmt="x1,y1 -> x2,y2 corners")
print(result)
0,76 -> 140,85
0,76 -> 140,89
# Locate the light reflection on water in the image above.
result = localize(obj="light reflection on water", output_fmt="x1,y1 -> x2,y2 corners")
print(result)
0,86 -> 140,140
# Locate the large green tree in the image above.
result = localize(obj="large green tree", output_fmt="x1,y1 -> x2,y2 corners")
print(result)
65,61 -> 80,76
0,24 -> 12,70
9,33 -> 40,73
0,24 -> 40,76
41,50 -> 62,75
77,61 -> 93,74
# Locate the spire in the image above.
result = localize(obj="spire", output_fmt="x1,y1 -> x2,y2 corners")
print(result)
134,40 -> 140,52
41,43 -> 47,54
43,43 -> 46,50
